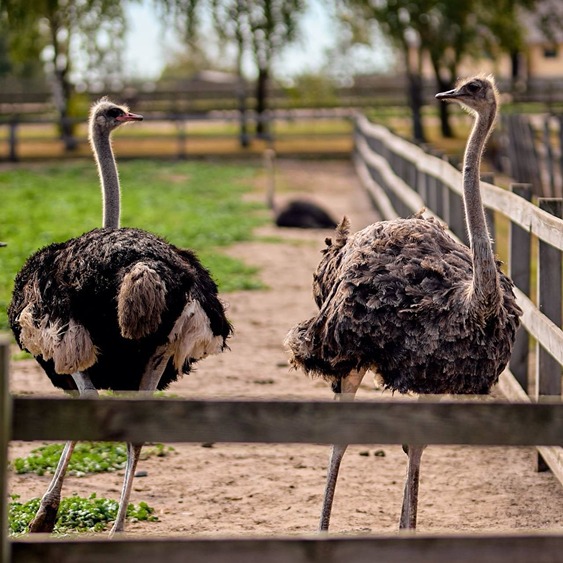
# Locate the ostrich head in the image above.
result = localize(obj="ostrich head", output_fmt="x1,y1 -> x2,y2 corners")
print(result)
89,98 -> 143,138
435,75 -> 498,116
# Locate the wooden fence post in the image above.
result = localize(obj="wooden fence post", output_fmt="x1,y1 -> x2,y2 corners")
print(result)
536,197 -> 563,472
536,198 -> 563,398
508,184 -> 533,390
0,335 -> 11,563
543,117 -> 556,197
176,118 -> 187,159
558,116 -> 563,198
8,119 -> 18,162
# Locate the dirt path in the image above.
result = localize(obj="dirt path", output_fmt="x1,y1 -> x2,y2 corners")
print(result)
8,159 -> 563,536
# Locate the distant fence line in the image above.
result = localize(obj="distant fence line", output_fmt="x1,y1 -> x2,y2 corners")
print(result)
0,109 -> 356,161
2,75 -> 563,116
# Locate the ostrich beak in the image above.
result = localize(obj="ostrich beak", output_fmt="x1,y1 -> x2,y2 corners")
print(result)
117,112 -> 143,122
435,88 -> 460,101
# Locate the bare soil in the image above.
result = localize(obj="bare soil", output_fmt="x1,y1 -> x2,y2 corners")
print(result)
8,159 -> 563,537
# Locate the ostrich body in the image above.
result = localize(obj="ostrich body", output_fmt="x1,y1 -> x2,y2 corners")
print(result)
264,149 -> 338,229
285,76 -> 521,531
8,99 -> 231,535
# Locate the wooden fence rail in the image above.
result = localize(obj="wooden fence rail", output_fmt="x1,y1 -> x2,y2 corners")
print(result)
0,109 -> 355,162
3,341 -> 563,562
3,115 -> 563,561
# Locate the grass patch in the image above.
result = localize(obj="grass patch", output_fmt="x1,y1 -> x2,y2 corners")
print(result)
9,493 -> 157,534
0,159 -> 269,331
11,441 -> 172,476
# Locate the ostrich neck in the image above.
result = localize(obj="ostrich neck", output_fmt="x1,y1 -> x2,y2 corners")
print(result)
92,129 -> 120,228
463,105 -> 499,311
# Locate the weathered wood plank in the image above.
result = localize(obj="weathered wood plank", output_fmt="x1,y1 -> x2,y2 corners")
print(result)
508,184 -> 532,389
353,152 -> 399,220
536,199 -> 563,397
11,533 -> 563,563
10,398 -> 563,446
356,115 -> 563,251
356,136 -> 427,216
513,288 -> 563,366
0,336 -> 11,563
497,369 -> 563,488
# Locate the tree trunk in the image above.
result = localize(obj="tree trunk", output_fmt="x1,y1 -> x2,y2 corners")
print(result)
47,14 -> 76,152
407,71 -> 425,143
436,76 -> 453,138
52,68 -> 77,151
255,65 -> 270,139
428,55 -> 453,139
236,41 -> 250,148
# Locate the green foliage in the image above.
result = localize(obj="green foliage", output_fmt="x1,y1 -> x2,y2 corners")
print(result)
1,0 -> 127,86
8,493 -> 157,534
11,442 -> 172,476
285,72 -> 340,107
0,159 -> 267,331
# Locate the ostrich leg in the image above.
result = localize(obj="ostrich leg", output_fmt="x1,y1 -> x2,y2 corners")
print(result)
29,372 -> 98,533
109,348 -> 171,536
398,444 -> 426,529
399,397 -> 429,529
319,369 -> 367,532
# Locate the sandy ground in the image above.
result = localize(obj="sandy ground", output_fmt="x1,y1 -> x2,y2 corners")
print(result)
7,159 -> 563,537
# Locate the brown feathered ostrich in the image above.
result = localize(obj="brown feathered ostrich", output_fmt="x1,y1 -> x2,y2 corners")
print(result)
285,75 -> 521,531
8,99 -> 231,535
264,149 -> 338,229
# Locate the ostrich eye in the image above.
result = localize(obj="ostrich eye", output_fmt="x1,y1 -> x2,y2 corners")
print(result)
465,81 -> 480,93
107,107 -> 123,118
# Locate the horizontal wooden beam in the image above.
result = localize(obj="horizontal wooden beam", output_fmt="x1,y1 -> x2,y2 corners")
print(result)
355,114 -> 563,251
11,532 -> 563,563
10,397 -> 563,446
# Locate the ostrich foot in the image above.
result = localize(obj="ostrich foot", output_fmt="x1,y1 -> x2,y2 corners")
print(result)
28,498 -> 60,533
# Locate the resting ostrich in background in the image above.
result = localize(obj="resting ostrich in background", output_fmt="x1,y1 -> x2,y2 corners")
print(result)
8,99 -> 232,535
285,75 -> 521,531
263,149 -> 338,229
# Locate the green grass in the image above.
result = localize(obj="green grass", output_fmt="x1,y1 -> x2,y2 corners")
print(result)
0,159 -> 269,331
8,441 -> 168,533
9,493 -> 157,534
11,441 -> 171,476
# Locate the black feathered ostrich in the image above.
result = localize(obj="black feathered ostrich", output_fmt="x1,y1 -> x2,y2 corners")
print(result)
264,149 -> 338,229
8,99 -> 232,535
285,75 -> 522,531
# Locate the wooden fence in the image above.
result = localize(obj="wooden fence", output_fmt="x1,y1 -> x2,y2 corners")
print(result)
501,113 -> 563,198
3,116 -> 563,561
0,109 -> 355,162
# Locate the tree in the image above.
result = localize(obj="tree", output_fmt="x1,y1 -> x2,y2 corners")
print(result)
1,0 -> 127,150
340,0 -> 537,140
165,0 -> 306,140
339,0 -> 431,142
243,0 -> 305,138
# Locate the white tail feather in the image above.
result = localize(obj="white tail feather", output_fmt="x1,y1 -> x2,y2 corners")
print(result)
18,304 -> 97,374
168,297 -> 223,372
